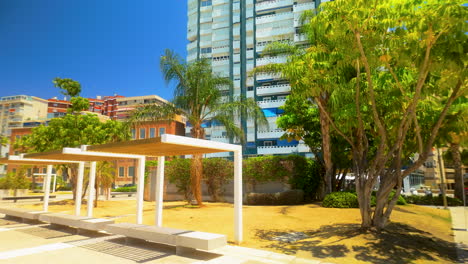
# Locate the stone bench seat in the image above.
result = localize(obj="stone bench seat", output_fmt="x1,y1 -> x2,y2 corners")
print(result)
0,207 -> 50,221
39,213 -> 114,232
104,223 -> 227,255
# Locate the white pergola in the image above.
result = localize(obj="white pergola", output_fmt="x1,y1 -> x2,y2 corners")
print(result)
0,155 -> 80,212
23,134 -> 244,243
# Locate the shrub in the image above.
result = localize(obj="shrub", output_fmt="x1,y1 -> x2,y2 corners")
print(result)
322,192 -> 359,208
244,155 -> 321,201
166,158 -> 191,201
403,195 -> 462,206
203,158 -> 233,202
0,171 -> 30,190
246,189 -> 304,205
289,158 -> 322,202
113,186 -> 137,192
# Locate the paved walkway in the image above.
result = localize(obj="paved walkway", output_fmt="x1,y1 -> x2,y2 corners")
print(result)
0,217 -> 330,264
449,207 -> 468,263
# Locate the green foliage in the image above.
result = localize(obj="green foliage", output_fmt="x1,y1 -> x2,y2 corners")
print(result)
0,171 -> 31,190
203,158 -> 233,202
53,77 -> 81,98
246,190 -> 304,205
16,113 -> 130,153
112,186 -> 137,192
288,158 -> 322,201
404,195 -> 463,206
165,158 -> 191,201
244,155 -> 321,201
322,192 -> 359,208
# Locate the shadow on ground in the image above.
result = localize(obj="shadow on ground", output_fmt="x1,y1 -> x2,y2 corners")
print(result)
256,223 -> 457,264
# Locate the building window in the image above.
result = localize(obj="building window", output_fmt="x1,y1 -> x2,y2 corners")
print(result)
201,0 -> 212,7
118,167 -> 125,177
150,128 -> 156,138
140,128 -> 146,139
247,86 -> 254,91
128,166 -> 135,178
159,127 -> 166,136
201,47 -> 212,54
264,141 -> 273,147
131,129 -> 136,139
42,168 -> 47,174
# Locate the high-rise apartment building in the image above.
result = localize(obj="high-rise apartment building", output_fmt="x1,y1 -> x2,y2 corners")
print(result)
187,0 -> 325,156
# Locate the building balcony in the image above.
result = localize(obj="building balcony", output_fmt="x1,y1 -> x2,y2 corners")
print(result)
212,45 -> 229,55
213,8 -> 229,17
187,53 -> 197,62
256,12 -> 294,25
188,30 -> 197,41
257,144 -> 306,155
256,56 -> 288,66
247,133 -> 255,142
294,33 -> 308,43
256,72 -> 282,81
213,0 -> 225,5
257,99 -> 286,108
212,59 -> 229,67
257,84 -> 291,95
293,1 -> 315,13
256,27 -> 294,39
187,41 -> 197,51
257,129 -> 284,139
211,136 -> 230,143
256,0 -> 294,12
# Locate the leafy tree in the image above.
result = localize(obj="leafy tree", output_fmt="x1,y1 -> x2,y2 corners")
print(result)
131,49 -> 267,206
0,136 -> 8,147
437,100 -> 468,199
305,0 -> 466,230
255,0 -> 466,230
277,95 -> 353,193
53,77 -> 81,98
16,114 -> 129,199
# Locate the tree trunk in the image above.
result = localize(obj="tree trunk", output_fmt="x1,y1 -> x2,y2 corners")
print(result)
190,154 -> 203,206
318,96 -> 333,197
190,125 -> 205,206
356,182 -> 373,229
451,143 -> 463,200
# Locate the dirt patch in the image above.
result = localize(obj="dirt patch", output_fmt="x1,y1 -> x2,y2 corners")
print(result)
19,201 -> 456,263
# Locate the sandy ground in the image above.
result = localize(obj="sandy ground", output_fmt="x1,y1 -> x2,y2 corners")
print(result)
19,200 -> 456,264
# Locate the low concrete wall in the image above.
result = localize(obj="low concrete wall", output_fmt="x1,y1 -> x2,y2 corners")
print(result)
145,170 -> 290,202
0,189 -> 29,197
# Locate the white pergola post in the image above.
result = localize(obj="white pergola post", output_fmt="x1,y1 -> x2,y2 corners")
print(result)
52,174 -> 57,193
75,161 -> 85,216
136,156 -> 146,224
234,149 -> 243,244
87,161 -> 97,217
42,165 -> 53,212
155,156 -> 165,227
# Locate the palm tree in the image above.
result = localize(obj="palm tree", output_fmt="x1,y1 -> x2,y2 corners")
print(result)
131,49 -> 267,206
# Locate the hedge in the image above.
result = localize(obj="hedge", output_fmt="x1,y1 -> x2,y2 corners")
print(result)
322,192 -> 359,208
246,190 -> 304,205
403,195 -> 462,206
112,186 -> 137,192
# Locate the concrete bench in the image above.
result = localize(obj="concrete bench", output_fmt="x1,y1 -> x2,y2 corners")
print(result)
2,195 -> 56,203
0,207 -> 50,221
104,223 -> 227,255
111,192 -> 136,198
39,213 -> 114,233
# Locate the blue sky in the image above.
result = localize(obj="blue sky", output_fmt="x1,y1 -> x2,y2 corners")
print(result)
0,0 -> 187,101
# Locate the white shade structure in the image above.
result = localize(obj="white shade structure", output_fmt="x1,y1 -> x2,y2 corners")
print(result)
0,155 -> 80,212
10,134 -> 244,244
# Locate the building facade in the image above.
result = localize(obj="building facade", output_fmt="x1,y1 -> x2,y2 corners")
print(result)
186,0 -> 327,156
0,95 -> 48,176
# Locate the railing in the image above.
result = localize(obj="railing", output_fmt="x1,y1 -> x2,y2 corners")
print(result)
256,0 -> 294,12
256,56 -> 288,66
257,84 -> 291,95
293,1 -> 314,13
256,12 -> 294,24
257,99 -> 287,108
